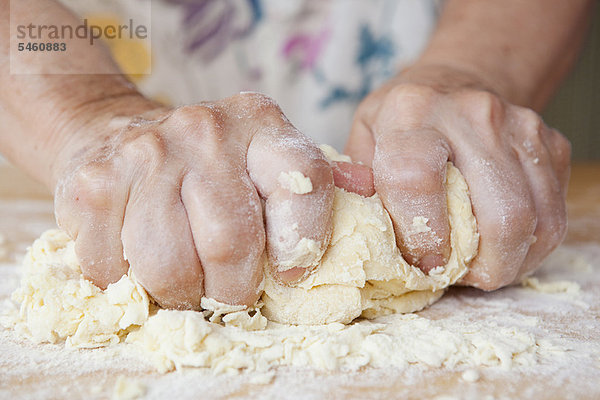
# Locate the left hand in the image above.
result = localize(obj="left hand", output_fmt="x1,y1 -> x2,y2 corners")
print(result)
345,65 -> 571,290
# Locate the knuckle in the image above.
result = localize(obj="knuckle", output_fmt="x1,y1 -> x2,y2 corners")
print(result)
550,129 -> 572,167
232,92 -> 284,120
171,105 -> 224,139
378,84 -> 437,121
554,211 -> 568,244
456,90 -> 505,131
235,91 -> 280,109
516,107 -> 542,133
542,205 -> 568,250
267,142 -> 333,190
554,130 -> 571,153
477,190 -> 537,274
171,104 -> 217,125
383,156 -> 444,194
387,83 -> 437,102
121,131 -> 168,168
67,162 -> 116,211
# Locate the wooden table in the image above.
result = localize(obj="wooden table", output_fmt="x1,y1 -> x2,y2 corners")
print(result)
1,163 -> 599,400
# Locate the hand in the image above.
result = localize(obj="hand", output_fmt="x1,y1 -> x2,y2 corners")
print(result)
346,65 -> 570,290
53,92 -> 372,309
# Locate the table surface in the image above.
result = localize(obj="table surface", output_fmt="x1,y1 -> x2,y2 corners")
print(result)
0,163 -> 599,400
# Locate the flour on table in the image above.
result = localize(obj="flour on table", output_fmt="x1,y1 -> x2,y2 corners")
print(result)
0,232 -> 590,378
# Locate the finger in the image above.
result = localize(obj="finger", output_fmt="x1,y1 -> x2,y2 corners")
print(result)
247,123 -> 334,283
455,150 -> 537,290
512,118 -> 568,279
543,127 -> 571,190
181,166 -> 265,307
163,102 -> 266,306
372,129 -> 452,272
75,218 -> 128,290
122,179 -> 203,310
54,161 -> 129,289
332,161 -> 375,197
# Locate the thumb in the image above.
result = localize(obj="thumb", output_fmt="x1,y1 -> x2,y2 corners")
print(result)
332,161 -> 375,197
373,129 -> 452,273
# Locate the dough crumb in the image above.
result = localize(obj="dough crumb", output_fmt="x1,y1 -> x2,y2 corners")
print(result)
461,369 -> 480,382
249,371 -> 276,385
410,216 -> 432,235
278,171 -> 313,194
201,297 -> 247,323
319,144 -> 352,162
276,237 -> 321,272
112,376 -> 146,400
522,277 -> 581,295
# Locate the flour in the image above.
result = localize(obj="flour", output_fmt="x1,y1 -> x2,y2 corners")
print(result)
1,243 -> 600,399
0,229 -> 573,376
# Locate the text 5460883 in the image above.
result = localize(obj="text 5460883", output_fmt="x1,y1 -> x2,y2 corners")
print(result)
17,42 -> 66,52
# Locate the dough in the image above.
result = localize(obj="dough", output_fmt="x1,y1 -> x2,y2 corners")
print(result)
1,146 -> 486,374
2,231 -> 150,347
1,234 -> 548,375
262,146 -> 479,324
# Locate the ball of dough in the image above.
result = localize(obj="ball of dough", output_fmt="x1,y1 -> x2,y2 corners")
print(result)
261,147 -> 479,325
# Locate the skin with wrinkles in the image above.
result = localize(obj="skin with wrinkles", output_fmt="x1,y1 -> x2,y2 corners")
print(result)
342,0 -> 592,289
346,71 -> 571,290
51,95 -> 376,309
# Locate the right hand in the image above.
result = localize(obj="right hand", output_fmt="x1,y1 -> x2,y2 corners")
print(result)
346,66 -> 571,290
53,92 -> 373,309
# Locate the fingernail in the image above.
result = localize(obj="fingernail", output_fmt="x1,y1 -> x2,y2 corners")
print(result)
417,254 -> 446,274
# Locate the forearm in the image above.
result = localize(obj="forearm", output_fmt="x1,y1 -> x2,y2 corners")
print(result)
407,0 -> 594,111
0,0 -> 155,188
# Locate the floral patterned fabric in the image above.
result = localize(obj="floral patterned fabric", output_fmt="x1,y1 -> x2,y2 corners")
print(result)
60,0 -> 439,150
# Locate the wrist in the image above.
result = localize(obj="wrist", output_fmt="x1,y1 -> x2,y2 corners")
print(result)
395,62 -> 509,100
47,87 -> 163,189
